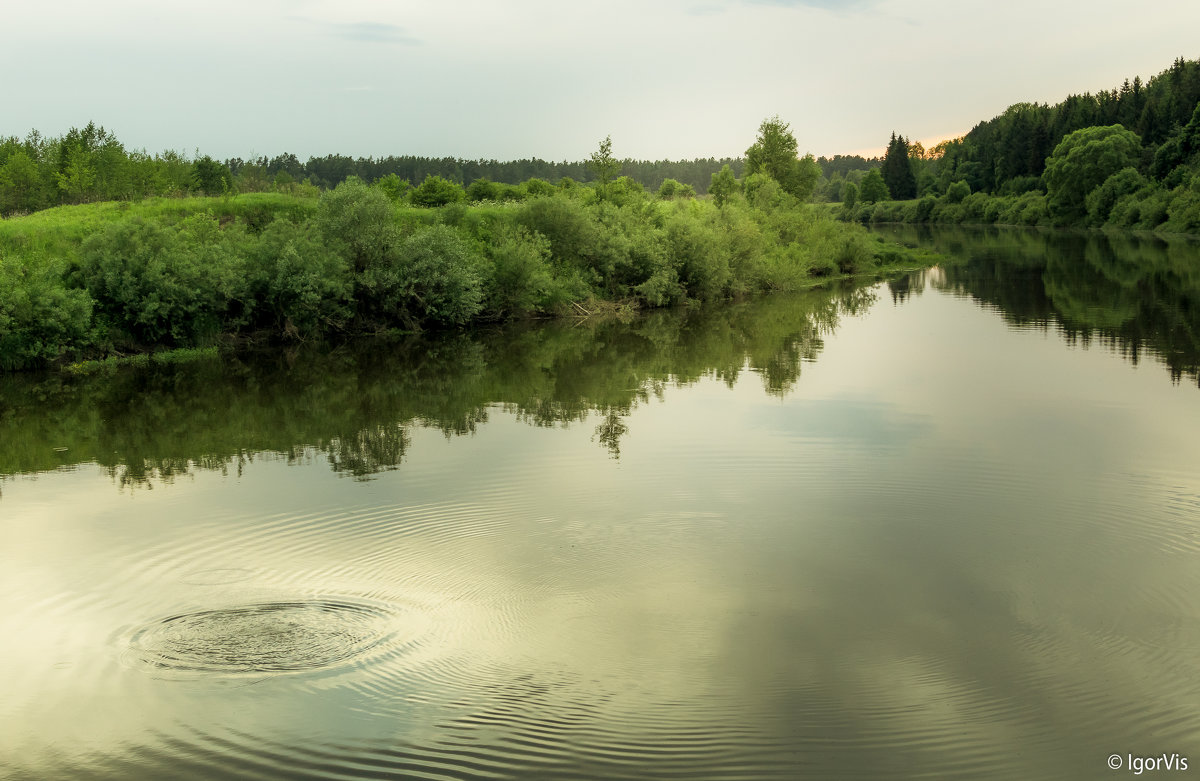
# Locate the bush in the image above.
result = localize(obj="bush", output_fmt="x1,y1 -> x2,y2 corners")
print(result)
1165,180 -> 1200,234
1086,167 -> 1148,225
411,175 -> 466,208
358,225 -> 484,327
0,254 -> 94,369
664,208 -> 728,301
375,173 -> 410,203
657,178 -> 696,200
522,178 -> 555,198
945,180 -> 970,204
249,219 -> 353,336
78,215 -> 251,345
317,178 -> 397,271
483,226 -> 555,317
517,196 -> 598,272
466,178 -> 501,202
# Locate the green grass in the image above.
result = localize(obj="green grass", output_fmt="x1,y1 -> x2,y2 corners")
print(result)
0,192 -> 318,263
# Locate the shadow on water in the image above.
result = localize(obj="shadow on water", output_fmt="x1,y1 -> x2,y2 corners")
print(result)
0,280 -> 874,488
877,224 -> 1200,387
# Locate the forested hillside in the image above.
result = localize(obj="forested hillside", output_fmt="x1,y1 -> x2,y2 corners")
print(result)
843,56 -> 1200,232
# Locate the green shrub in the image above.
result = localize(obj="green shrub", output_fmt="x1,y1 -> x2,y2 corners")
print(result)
466,178 -> 501,202
375,173 -> 410,203
249,219 -> 353,336
522,178 -> 555,198
78,215 -> 251,345
411,175 -> 466,208
657,178 -> 696,200
0,254 -> 94,369
517,196 -> 598,272
945,180 -> 970,204
483,226 -> 555,317
358,225 -> 484,327
317,178 -> 397,271
1165,180 -> 1200,233
664,208 -> 728,301
1086,168 -> 1148,225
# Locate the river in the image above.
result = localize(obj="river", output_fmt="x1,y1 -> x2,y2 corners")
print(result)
2,226 -> 1198,779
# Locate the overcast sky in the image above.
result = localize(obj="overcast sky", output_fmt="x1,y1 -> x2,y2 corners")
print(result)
4,0 -> 1199,163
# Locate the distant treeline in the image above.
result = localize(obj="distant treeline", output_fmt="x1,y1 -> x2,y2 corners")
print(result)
0,119 -> 890,219
0,122 -> 760,217
833,56 -> 1200,233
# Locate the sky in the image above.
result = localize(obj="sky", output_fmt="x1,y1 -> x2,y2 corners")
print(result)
4,0 -> 1199,163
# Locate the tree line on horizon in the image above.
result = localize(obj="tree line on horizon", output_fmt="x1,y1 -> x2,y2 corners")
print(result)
832,56 -> 1200,233
0,121 -> 885,219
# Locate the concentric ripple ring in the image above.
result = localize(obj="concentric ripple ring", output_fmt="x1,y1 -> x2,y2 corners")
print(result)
121,598 -> 402,677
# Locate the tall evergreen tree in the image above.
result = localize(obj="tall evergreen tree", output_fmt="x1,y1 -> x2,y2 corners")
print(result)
881,132 -> 917,199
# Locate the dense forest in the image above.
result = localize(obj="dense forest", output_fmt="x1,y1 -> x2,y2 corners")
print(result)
0,120 -> 931,371
839,56 -> 1200,233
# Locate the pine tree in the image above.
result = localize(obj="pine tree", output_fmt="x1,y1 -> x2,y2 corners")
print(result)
881,132 -> 917,200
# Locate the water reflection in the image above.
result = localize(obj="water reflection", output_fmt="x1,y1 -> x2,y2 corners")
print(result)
0,282 -> 873,487
3,231 -> 1200,780
878,225 -> 1200,386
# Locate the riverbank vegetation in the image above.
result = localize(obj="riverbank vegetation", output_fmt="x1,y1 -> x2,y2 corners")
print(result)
0,120 -> 934,371
0,282 -> 875,484
834,57 -> 1200,233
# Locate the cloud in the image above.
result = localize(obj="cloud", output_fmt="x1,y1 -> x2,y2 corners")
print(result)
332,22 -> 419,45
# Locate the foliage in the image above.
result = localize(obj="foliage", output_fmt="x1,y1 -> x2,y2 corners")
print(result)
77,215 -> 251,346
945,180 -> 971,203
376,173 -> 410,202
0,254 -> 94,369
657,178 -> 696,200
411,175 -> 466,208
1043,125 -> 1143,220
745,116 -> 819,200
859,169 -> 890,203
588,136 -> 621,197
316,177 -> 397,271
466,178 -> 501,202
190,156 -> 232,196
483,226 -> 556,317
249,219 -> 353,336
393,225 -> 485,325
709,165 -> 738,207
1085,167 -> 1148,224
881,133 -> 918,200
842,182 -> 858,210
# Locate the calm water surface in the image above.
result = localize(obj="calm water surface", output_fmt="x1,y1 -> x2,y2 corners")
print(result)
2,227 -> 1199,779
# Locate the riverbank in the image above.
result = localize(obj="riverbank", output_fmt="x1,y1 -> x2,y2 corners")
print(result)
0,183 -> 939,371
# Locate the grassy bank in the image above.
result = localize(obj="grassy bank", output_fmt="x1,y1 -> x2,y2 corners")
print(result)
0,180 -> 937,371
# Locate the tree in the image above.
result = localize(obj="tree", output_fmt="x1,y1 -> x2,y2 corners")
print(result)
0,150 -> 43,214
842,181 -> 858,210
190,156 -> 232,196
859,168 -> 890,202
375,173 -> 410,202
410,174 -> 465,207
881,132 -> 917,199
746,116 -> 797,182
587,135 -> 620,197
709,164 -> 738,207
745,116 -> 818,199
1043,124 -> 1142,219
